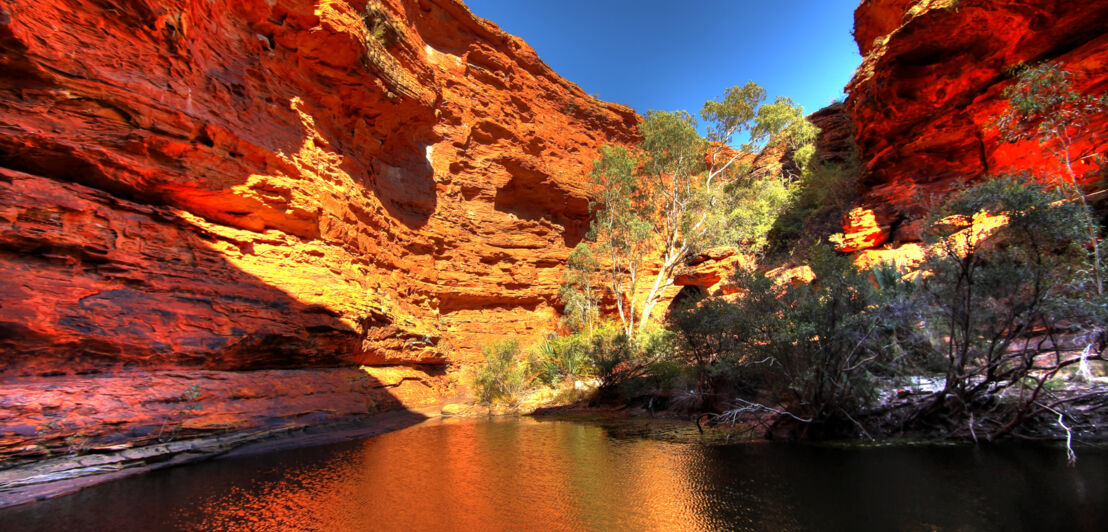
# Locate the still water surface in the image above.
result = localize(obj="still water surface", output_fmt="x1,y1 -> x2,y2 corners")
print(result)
2,416 -> 1105,531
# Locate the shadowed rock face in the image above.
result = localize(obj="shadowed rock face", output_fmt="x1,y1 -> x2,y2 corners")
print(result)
0,0 -> 638,461
844,0 -> 1108,244
0,0 -> 639,372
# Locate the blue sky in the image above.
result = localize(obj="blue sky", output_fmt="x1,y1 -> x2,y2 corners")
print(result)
464,0 -> 862,125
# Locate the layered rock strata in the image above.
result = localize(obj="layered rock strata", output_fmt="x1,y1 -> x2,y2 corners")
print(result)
842,0 -> 1108,250
0,0 -> 637,464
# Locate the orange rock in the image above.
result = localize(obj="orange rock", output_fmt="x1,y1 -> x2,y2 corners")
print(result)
809,102 -> 856,166
853,0 -> 915,56
0,0 -> 638,460
942,210 -> 1010,256
0,0 -> 639,371
837,207 -> 890,252
852,211 -> 1006,273
765,264 -> 816,286
0,367 -> 447,468
845,0 -> 1108,236
672,247 -> 748,296
853,243 -> 926,271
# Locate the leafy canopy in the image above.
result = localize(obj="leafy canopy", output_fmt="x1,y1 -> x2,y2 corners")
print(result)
997,62 -> 1108,146
574,81 -> 819,338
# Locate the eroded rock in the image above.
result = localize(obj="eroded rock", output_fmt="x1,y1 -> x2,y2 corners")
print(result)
843,0 -> 1108,244
0,0 -> 638,462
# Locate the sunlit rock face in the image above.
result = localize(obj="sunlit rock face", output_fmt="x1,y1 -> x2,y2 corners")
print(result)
837,207 -> 889,252
672,247 -> 746,297
842,0 -> 1108,250
0,0 -> 637,459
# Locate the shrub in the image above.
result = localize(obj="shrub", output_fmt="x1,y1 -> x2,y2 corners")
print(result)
529,331 -> 595,385
669,295 -> 747,394
470,339 -> 527,404
669,175 -> 1105,444
586,322 -> 677,401
363,3 -> 399,48
671,245 -> 924,437
768,154 -> 859,253
905,175 -> 1106,439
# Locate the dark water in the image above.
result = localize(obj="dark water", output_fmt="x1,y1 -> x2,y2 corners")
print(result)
2,417 -> 1105,531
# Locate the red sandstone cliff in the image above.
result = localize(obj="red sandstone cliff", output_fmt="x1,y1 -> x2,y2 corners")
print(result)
842,0 -> 1108,248
0,0 -> 637,463
6,0 -> 1107,471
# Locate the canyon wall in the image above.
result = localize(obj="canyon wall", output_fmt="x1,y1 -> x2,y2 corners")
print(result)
7,0 -> 1107,468
842,0 -> 1108,248
0,0 -> 637,463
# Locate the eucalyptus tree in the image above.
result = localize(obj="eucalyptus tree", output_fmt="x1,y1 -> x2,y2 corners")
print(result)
584,82 -> 818,337
587,145 -> 652,337
996,62 -> 1108,294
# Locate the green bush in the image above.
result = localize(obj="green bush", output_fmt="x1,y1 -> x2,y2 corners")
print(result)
529,331 -> 595,385
906,176 -> 1105,438
363,3 -> 399,48
559,322 -> 678,401
768,153 -> 859,253
670,245 -> 925,436
470,339 -> 527,405
471,322 -> 681,405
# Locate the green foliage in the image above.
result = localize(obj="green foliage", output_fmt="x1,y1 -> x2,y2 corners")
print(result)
668,293 -> 748,395
664,176 -> 1105,441
64,433 -> 90,457
469,324 -> 678,406
768,148 -> 860,254
919,177 -> 1099,396
702,82 -> 763,146
583,82 -> 820,337
559,243 -> 602,333
708,100 -> 835,256
640,110 -> 706,184
996,61 -> 1107,295
529,331 -> 596,385
752,96 -> 820,174
588,322 -> 678,400
670,245 -> 928,435
363,3 -> 399,48
524,320 -> 681,402
719,174 -> 794,253
181,384 -> 202,412
470,339 -> 527,405
587,145 -> 653,335
700,83 -> 818,170
637,110 -> 711,262
997,62 -> 1107,148
926,176 -> 1086,245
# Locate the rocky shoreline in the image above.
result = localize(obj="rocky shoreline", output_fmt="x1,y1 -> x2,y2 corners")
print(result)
0,408 -> 434,510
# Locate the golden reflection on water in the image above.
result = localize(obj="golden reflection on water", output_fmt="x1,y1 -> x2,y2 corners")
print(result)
183,417 -> 717,531
4,420 -> 1104,530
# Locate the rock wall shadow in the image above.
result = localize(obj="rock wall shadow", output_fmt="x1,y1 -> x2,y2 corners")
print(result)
0,0 -> 446,463
0,163 -> 415,374
371,144 -> 438,230
0,163 -> 436,467
0,0 -> 446,375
